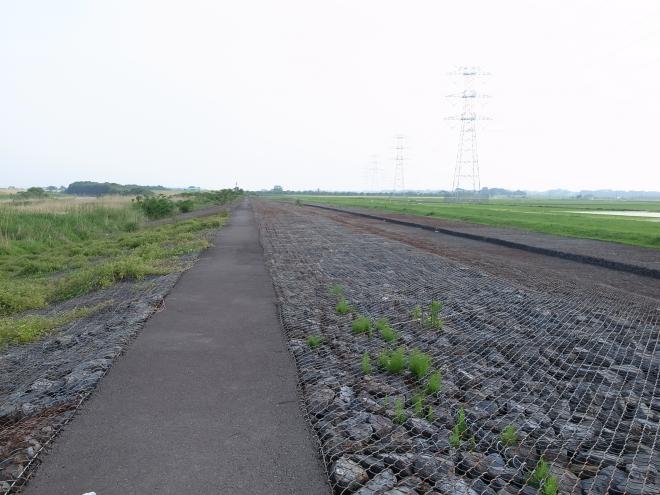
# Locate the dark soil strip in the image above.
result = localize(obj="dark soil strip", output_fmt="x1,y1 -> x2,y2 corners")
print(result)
303,203 -> 660,280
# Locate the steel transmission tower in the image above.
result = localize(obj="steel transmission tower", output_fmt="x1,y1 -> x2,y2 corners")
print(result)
393,135 -> 405,192
362,155 -> 382,192
447,67 -> 490,199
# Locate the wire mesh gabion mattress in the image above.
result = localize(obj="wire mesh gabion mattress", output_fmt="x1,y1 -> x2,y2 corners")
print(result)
254,201 -> 659,495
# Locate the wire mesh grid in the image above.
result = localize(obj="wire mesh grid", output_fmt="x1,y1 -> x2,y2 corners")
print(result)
254,200 -> 659,495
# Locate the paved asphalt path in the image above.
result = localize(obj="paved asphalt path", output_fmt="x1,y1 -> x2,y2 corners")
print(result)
24,200 -> 330,495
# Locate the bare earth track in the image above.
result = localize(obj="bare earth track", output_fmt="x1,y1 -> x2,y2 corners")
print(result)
254,199 -> 660,495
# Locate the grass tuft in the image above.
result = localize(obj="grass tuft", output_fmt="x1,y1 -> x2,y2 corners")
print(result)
376,318 -> 397,342
351,316 -> 372,335
361,352 -> 372,374
424,300 -> 444,330
413,394 -> 425,417
393,397 -> 406,424
408,349 -> 431,380
336,299 -> 351,315
378,347 -> 406,374
501,424 -> 519,447
329,284 -> 344,298
449,407 -> 469,448
306,335 -> 322,349
425,370 -> 442,394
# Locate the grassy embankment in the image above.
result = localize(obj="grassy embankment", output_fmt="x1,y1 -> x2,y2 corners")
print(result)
0,193 -> 239,345
285,196 -> 660,249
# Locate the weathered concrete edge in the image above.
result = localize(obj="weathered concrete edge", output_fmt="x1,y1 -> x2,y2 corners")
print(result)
303,203 -> 660,280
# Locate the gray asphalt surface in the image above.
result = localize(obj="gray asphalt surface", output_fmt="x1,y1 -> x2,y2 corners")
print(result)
24,200 -> 330,495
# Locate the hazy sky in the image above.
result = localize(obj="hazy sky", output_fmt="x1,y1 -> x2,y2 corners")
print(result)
1,1 -> 659,191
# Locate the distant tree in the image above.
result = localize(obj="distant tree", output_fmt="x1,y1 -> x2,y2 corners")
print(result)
14,187 -> 48,200
272,185 -> 284,193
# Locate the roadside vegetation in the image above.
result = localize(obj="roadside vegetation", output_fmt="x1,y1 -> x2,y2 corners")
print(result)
286,195 -> 660,249
0,191 -> 238,345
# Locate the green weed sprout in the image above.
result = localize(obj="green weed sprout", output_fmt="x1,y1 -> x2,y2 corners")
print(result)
408,349 -> 431,380
378,347 -> 406,374
528,457 -> 559,495
411,305 -> 422,322
528,458 -> 559,495
425,370 -> 442,395
306,335 -> 322,349
376,318 -> 397,342
352,316 -> 372,335
530,458 -> 551,488
329,284 -> 344,298
455,407 -> 468,437
542,476 -> 559,495
336,299 -> 351,315
413,394 -> 424,417
501,425 -> 519,447
361,352 -> 372,374
393,398 -> 406,425
424,300 -> 444,330
425,405 -> 434,421
449,407 -> 469,448
449,426 -> 462,448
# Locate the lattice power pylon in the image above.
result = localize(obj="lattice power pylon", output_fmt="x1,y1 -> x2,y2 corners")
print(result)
363,154 -> 382,192
448,67 -> 489,199
393,135 -> 405,192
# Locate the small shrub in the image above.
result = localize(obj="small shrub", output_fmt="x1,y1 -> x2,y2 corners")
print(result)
134,194 -> 177,219
177,199 -> 194,213
501,425 -> 518,447
123,220 -> 139,232
306,335 -> 322,349
336,299 -> 351,315
361,352 -> 372,374
376,318 -> 397,342
425,370 -> 442,394
408,349 -> 431,380
352,316 -> 372,335
393,398 -> 406,424
295,199 -> 302,206
378,347 -> 406,374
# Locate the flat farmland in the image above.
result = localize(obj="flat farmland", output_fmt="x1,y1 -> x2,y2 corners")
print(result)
284,196 -> 660,249
254,199 -> 659,495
